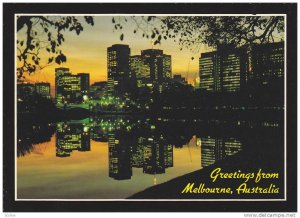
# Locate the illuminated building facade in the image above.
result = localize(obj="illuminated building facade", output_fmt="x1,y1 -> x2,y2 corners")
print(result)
107,44 -> 133,96
199,52 -> 215,91
199,42 -> 284,92
248,41 -> 284,85
199,46 -> 247,92
141,49 -> 172,81
55,68 -> 91,104
130,55 -> 151,88
35,82 -> 51,99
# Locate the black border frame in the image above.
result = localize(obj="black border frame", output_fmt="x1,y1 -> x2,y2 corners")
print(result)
3,3 -> 297,212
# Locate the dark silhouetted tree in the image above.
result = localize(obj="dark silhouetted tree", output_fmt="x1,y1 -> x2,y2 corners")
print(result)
17,16 -> 94,79
112,16 -> 284,53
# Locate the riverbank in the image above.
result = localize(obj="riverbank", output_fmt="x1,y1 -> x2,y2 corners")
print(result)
129,131 -> 284,199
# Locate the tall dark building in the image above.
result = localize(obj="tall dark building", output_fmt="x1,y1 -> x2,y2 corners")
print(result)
199,46 -> 247,92
141,49 -> 172,86
199,42 -> 284,93
55,68 -> 91,104
217,45 -> 247,92
129,49 -> 172,92
107,44 -> 133,96
130,55 -> 151,88
77,73 -> 90,98
199,52 -> 215,91
248,41 -> 284,86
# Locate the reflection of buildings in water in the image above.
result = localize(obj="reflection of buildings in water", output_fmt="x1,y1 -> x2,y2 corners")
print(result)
141,135 -> 173,175
200,136 -> 242,167
132,137 -> 145,168
108,132 -> 132,180
90,126 -> 108,142
56,123 -> 90,158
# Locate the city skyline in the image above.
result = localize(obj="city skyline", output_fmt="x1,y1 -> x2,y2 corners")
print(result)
17,16 -> 211,88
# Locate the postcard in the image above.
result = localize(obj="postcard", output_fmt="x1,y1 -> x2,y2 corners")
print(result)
2,3 -> 297,212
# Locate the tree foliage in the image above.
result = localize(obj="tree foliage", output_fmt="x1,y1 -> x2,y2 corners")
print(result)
113,16 -> 284,51
17,16 -> 94,79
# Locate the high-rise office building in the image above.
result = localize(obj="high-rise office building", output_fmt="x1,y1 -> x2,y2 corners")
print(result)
130,55 -> 151,88
35,82 -> 51,99
199,46 -> 247,92
218,46 -> 247,92
55,68 -> 90,104
141,49 -> 172,82
199,52 -> 217,92
130,49 -> 171,92
199,42 -> 284,92
248,41 -> 284,85
107,44 -> 132,96
77,73 -> 90,97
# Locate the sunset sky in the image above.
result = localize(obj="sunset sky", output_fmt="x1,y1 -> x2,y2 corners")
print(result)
17,16 -> 212,88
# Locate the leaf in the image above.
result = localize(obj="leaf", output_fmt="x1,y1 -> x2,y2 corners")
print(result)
55,53 -> 67,65
151,32 -> 156,39
120,33 -> 124,41
112,17 -> 115,23
48,57 -> 54,63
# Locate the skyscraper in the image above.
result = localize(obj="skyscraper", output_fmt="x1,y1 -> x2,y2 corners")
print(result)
141,49 -> 172,82
130,55 -> 150,88
130,49 -> 172,92
199,52 -> 216,91
107,44 -> 132,96
77,73 -> 90,98
55,68 -> 91,104
199,46 -> 247,92
217,45 -> 247,92
248,41 -> 284,86
199,42 -> 284,93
